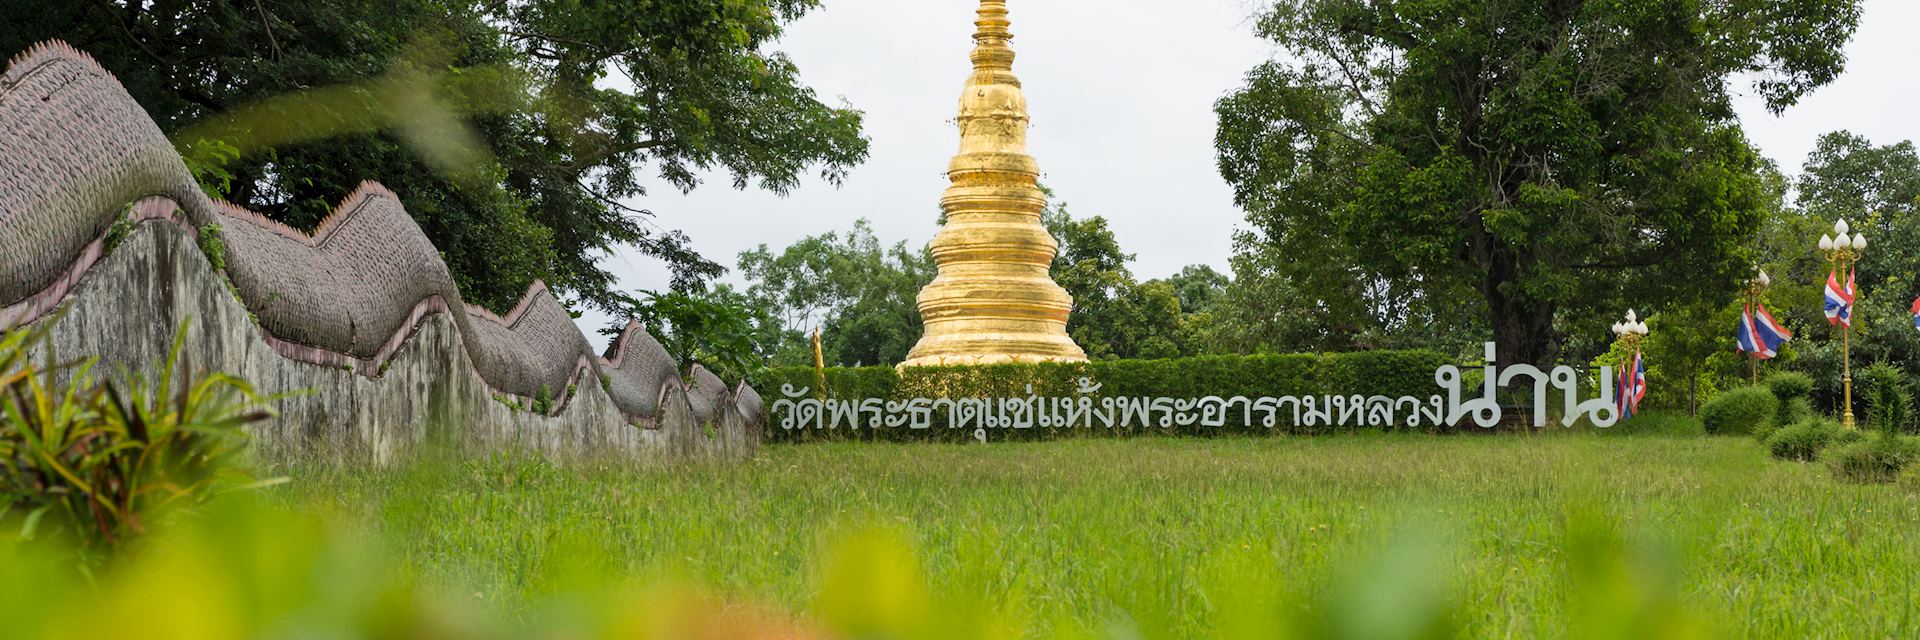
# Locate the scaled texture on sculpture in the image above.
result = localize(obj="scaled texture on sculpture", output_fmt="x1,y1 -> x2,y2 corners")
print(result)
899,0 -> 1088,368
0,41 -> 759,461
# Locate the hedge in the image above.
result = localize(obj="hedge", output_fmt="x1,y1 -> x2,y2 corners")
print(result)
760,350 -> 1458,441
1700,386 -> 1776,436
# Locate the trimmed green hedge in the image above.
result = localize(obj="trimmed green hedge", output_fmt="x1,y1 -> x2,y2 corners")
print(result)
761,350 -> 1455,441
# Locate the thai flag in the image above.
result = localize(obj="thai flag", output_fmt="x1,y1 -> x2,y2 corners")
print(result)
1911,297 -> 1920,332
1735,306 -> 1763,356
1824,270 -> 1856,327
1616,350 -> 1646,420
1753,303 -> 1791,358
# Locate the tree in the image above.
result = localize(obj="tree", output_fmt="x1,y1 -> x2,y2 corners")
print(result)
1159,265 -> 1230,316
1215,0 -> 1861,367
3,0 -> 868,312
613,286 -> 781,384
736,220 -> 934,367
1792,132 -> 1920,408
1042,201 -> 1187,359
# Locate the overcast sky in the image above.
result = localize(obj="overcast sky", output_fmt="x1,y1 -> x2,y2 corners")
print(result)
578,0 -> 1920,347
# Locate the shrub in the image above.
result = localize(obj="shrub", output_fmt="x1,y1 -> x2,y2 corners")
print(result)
1700,387 -> 1776,436
532,385 -> 554,415
1775,398 -> 1813,431
1766,417 -> 1858,461
1862,363 -> 1912,437
103,204 -> 136,252
0,322 -> 276,560
196,223 -> 227,272
1766,418 -> 1846,462
1827,434 -> 1920,484
1766,372 -> 1814,424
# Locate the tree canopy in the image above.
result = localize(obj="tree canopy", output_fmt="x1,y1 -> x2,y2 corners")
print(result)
736,220 -> 934,367
1215,0 -> 1861,366
3,0 -> 868,312
1043,200 -> 1195,360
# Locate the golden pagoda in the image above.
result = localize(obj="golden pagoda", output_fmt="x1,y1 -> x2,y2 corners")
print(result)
899,0 -> 1088,368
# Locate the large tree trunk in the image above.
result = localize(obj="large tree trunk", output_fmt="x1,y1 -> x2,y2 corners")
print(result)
1488,294 -> 1558,369
1476,237 -> 1558,369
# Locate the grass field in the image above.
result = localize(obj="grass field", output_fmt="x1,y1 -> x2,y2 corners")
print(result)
244,428 -> 1920,638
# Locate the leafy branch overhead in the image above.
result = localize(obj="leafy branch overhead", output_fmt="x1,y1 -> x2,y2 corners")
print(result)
4,0 -> 869,313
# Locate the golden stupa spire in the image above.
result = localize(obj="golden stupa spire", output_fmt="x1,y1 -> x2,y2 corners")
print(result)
899,0 -> 1088,368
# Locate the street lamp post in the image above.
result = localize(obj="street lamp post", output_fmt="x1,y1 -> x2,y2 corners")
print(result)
1610,310 -> 1649,409
1611,309 -> 1649,351
1818,219 -> 1867,429
1743,270 -> 1772,385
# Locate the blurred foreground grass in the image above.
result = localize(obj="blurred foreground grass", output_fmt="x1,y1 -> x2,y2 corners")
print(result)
7,430 -> 1920,638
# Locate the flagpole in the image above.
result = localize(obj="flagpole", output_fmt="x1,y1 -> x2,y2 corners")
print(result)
1843,306 -> 1853,429
1819,219 -> 1865,430
1747,287 -> 1759,386
1610,311 -> 1649,422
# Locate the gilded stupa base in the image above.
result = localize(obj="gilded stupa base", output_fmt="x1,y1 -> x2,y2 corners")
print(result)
899,0 -> 1087,369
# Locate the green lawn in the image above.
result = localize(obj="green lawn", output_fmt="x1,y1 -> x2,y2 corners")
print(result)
263,430 -> 1920,638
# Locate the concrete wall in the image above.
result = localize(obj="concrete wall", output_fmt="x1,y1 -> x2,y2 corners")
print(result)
28,218 -> 757,464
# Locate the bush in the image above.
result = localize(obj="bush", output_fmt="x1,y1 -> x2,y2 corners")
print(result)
195,223 -> 226,272
1862,363 -> 1912,437
0,322 -> 275,560
1766,372 -> 1814,424
1766,418 -> 1852,462
1775,398 -> 1813,431
532,385 -> 554,415
1765,419 -> 1830,461
1827,434 -> 1920,484
1700,387 -> 1776,436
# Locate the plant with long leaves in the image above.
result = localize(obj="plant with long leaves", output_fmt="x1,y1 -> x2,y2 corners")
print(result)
0,321 -> 280,559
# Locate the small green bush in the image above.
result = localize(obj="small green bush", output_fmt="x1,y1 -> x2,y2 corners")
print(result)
1765,372 -> 1814,404
1862,363 -> 1912,437
1776,398 -> 1813,431
0,322 -> 275,560
1827,434 -> 1920,484
1766,372 -> 1814,424
532,386 -> 554,415
1700,387 -> 1776,436
196,223 -> 227,272
103,203 -> 136,252
1767,418 -> 1853,462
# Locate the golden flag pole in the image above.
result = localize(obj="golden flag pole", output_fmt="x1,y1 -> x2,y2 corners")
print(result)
811,327 -> 827,402
1819,219 -> 1866,430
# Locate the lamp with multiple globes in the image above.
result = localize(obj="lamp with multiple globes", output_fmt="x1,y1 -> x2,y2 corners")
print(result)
1816,219 -> 1866,429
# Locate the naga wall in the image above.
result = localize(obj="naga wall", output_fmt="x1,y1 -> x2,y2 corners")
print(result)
0,41 -> 762,464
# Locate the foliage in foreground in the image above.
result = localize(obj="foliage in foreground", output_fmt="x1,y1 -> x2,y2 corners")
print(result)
0,323 -> 276,560
247,439 -> 1920,635
0,450 -> 1742,640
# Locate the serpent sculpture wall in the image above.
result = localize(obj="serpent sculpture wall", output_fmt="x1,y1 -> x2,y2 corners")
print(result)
0,41 -> 762,463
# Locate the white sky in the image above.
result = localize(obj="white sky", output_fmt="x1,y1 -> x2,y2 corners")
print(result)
578,0 -> 1920,347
